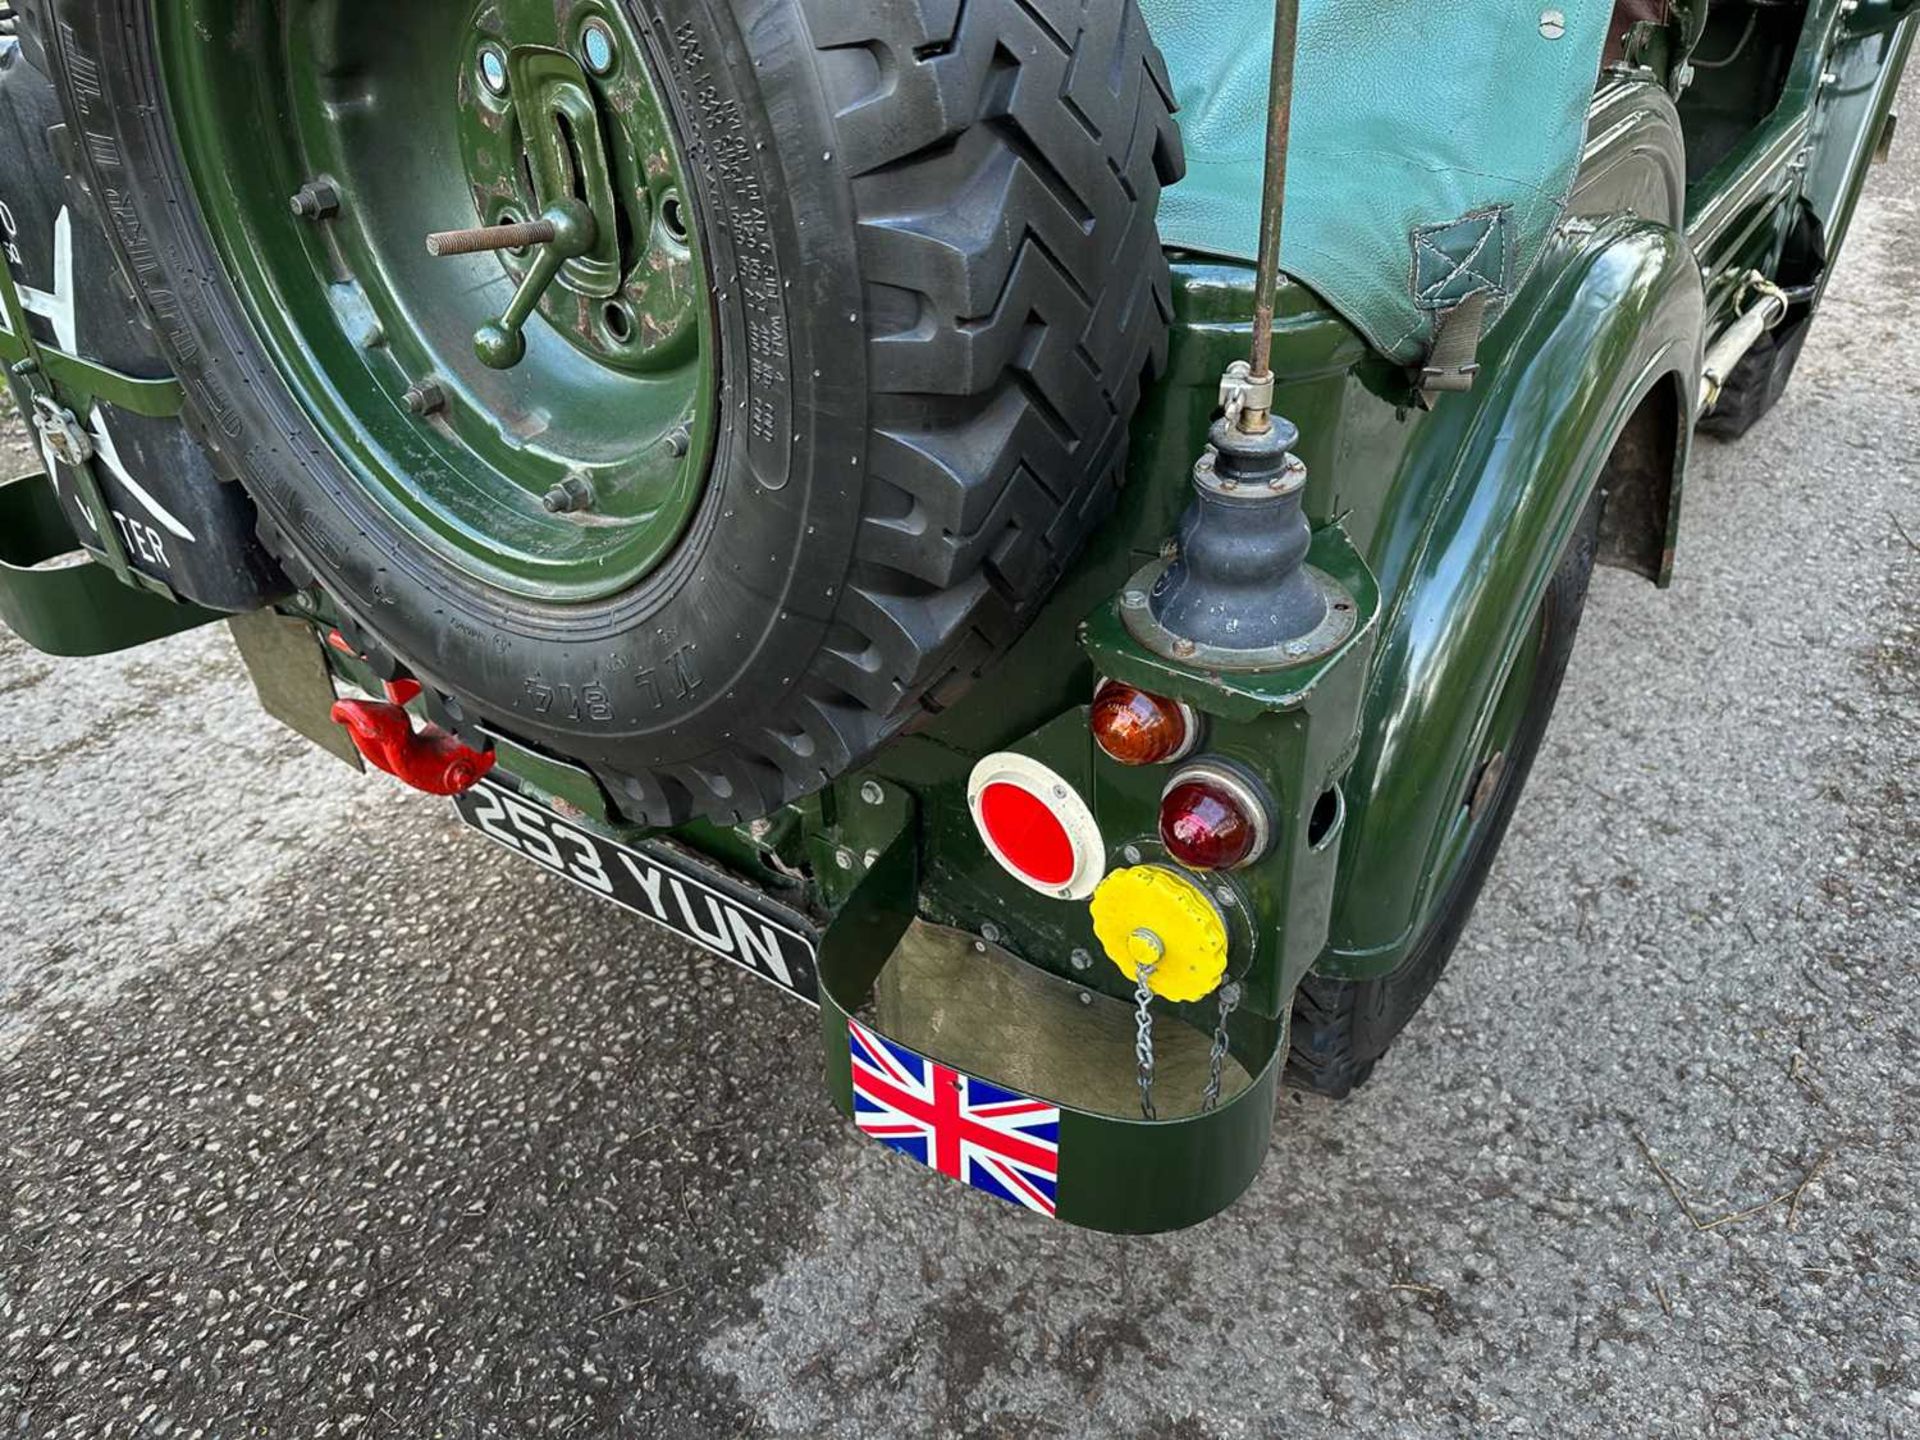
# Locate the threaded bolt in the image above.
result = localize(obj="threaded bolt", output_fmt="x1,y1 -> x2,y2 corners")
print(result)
665,426 -> 691,458
402,379 -> 447,417
426,217 -> 560,258
289,178 -> 341,221
541,475 -> 596,514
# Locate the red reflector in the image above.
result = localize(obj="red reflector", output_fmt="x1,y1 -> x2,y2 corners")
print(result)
1159,772 -> 1266,871
978,781 -> 1077,887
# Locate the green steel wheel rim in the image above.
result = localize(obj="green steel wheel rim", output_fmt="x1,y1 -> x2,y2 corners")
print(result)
158,0 -> 718,603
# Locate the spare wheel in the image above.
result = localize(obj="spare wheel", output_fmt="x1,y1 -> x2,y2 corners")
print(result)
30,0 -> 1184,823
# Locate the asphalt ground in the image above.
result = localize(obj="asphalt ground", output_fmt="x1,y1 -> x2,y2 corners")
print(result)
1,81 -> 1916,1440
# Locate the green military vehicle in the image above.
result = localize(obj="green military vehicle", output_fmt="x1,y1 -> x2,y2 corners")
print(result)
1,0 -> 1909,1231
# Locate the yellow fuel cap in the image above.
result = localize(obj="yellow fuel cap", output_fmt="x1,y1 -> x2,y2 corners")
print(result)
1088,865 -> 1229,1002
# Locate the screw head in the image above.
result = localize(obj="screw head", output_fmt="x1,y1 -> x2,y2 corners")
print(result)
1539,8 -> 1566,38
1122,588 -> 1149,610
1172,638 -> 1197,659
859,780 -> 885,806
581,19 -> 617,75
478,45 -> 510,96
1069,948 -> 1093,971
1122,844 -> 1143,865
834,847 -> 855,871
979,922 -> 1002,945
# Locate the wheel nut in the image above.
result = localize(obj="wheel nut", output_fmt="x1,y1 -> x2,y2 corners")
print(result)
402,379 -> 447,417
289,178 -> 341,221
665,426 -> 691,458
542,475 -> 596,514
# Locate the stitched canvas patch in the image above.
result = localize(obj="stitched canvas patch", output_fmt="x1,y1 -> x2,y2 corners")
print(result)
1412,207 -> 1512,312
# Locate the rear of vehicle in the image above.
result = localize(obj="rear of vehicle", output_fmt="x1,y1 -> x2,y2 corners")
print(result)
0,0 -> 1909,1231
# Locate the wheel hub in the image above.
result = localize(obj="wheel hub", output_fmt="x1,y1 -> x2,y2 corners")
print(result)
456,11 -> 702,374
158,0 -> 718,603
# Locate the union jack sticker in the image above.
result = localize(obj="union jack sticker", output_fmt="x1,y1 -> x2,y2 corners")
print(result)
848,1018 -> 1062,1218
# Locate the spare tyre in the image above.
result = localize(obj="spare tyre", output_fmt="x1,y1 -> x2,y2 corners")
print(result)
28,0 -> 1182,823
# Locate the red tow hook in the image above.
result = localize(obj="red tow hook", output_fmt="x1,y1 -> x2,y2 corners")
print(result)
330,681 -> 496,796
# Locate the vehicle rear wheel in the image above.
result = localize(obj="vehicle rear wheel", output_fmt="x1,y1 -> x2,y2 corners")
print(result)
1285,487 -> 1607,1098
26,0 -> 1182,824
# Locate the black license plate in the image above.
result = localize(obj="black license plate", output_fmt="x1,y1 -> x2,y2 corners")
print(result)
453,780 -> 818,1004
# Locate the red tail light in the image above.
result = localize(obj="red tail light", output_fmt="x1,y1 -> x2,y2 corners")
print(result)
1159,764 -> 1270,870
1091,680 -> 1198,766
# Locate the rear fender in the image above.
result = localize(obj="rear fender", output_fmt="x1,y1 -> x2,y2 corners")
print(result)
1320,218 -> 1703,976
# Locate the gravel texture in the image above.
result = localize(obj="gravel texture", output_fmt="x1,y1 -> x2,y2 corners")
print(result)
2,82 -> 1916,1440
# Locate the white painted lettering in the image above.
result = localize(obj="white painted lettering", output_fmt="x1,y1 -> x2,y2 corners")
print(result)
617,852 -> 669,920
726,910 -> 792,986
669,879 -> 732,952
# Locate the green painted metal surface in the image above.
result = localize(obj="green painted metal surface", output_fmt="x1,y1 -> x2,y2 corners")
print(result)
0,256 -> 186,421
158,0 -> 717,604
815,845 -> 1288,1235
1321,218 -> 1704,973
0,472 -> 216,656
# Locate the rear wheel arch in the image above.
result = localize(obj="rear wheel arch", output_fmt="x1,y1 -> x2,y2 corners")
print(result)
1287,354 -> 1693,1096
1595,370 -> 1691,586
1321,221 -> 1704,975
